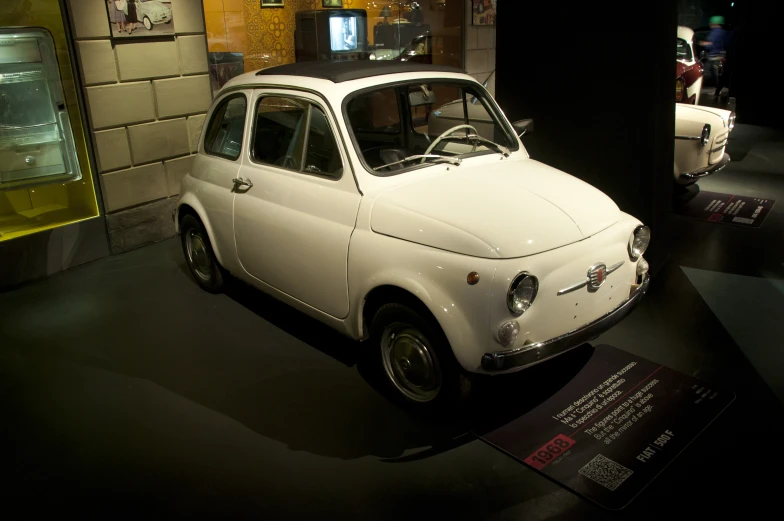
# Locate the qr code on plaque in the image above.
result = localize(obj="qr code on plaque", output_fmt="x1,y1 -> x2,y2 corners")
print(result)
578,454 -> 633,491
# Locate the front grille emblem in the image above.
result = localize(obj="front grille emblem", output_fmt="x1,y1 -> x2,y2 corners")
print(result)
556,261 -> 624,296
588,263 -> 607,290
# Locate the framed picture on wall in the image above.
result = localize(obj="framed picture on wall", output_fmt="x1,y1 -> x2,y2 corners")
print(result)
472,0 -> 496,26
322,0 -> 343,7
105,0 -> 174,39
261,0 -> 285,7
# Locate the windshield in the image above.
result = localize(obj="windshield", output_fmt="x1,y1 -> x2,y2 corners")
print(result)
345,81 -> 517,176
676,38 -> 693,61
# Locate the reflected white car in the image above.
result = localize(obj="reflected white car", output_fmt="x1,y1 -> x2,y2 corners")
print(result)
674,104 -> 735,185
175,62 -> 651,410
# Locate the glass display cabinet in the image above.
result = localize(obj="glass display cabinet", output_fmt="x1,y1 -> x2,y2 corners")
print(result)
0,27 -> 81,191
0,6 -> 100,245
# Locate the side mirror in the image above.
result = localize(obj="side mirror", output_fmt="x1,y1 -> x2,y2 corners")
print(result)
513,118 -> 534,137
700,50 -> 707,60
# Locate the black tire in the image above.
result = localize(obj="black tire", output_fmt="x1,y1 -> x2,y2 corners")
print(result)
180,214 -> 225,293
368,302 -> 473,414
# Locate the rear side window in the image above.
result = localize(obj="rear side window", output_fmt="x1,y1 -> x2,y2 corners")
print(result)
203,94 -> 247,160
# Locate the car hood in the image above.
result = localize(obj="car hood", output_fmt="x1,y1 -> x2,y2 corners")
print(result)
675,103 -> 733,136
675,103 -> 732,121
370,159 -> 620,259
146,2 -> 168,13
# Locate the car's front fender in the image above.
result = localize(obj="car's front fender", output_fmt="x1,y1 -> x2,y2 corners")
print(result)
348,228 -> 500,372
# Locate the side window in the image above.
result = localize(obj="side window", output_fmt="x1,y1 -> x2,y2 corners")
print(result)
304,106 -> 343,177
252,96 -> 308,171
676,38 -> 693,61
204,94 -> 247,160
347,88 -> 400,133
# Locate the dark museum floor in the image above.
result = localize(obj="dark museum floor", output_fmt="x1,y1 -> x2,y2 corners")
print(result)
2,124 -> 783,519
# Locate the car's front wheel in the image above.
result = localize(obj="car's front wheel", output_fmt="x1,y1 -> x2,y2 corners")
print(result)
143,16 -> 152,30
180,214 -> 225,293
369,303 -> 472,413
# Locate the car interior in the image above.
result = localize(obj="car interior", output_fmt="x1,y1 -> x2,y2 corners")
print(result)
346,82 -> 513,175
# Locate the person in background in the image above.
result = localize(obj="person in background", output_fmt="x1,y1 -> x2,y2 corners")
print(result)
112,0 -> 127,34
700,15 -> 727,97
126,0 -> 138,35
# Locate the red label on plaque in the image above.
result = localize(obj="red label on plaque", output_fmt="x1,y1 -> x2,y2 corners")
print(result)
524,434 -> 576,470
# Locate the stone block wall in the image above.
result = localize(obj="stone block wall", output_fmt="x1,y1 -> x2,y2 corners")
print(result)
67,0 -> 211,254
464,0 -> 496,96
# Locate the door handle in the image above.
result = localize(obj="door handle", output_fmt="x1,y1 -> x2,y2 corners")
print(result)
232,177 -> 253,188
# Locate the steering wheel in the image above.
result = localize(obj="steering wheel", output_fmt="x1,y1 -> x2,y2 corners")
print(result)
423,124 -> 480,162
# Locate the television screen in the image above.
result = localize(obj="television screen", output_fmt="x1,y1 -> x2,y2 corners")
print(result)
330,16 -> 358,52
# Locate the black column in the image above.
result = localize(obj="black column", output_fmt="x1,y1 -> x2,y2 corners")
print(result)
734,0 -> 784,128
496,1 -> 676,271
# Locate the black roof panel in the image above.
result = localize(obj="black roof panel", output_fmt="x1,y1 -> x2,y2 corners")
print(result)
255,61 -> 464,83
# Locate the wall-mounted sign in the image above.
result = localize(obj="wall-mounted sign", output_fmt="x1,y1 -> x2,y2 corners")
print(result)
322,0 -> 344,7
104,0 -> 174,39
261,0 -> 285,7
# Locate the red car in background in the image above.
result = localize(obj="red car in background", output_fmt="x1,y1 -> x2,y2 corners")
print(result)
676,26 -> 704,104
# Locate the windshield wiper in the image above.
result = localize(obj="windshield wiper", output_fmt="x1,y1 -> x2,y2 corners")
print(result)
446,133 -> 511,157
373,154 -> 462,171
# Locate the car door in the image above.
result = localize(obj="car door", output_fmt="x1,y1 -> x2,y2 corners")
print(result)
232,89 -> 361,319
190,90 -> 249,268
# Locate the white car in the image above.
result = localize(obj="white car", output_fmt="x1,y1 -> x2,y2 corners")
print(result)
136,0 -> 172,31
175,62 -> 651,410
674,103 -> 734,185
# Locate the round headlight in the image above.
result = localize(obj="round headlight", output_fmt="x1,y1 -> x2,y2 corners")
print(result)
628,225 -> 651,260
700,124 -> 711,146
507,273 -> 538,316
369,53 -> 377,60
728,112 -> 736,131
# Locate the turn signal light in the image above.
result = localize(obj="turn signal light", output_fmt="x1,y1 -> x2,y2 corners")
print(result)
675,78 -> 684,102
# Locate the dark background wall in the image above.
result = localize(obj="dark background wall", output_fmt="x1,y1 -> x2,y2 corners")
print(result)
733,0 -> 784,128
496,1 -> 677,270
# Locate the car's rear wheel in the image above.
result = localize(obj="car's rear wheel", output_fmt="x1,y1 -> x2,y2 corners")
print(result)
369,302 -> 472,413
143,16 -> 152,30
180,214 -> 225,293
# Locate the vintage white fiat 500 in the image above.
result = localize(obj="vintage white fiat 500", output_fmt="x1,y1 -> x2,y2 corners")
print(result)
674,103 -> 735,185
175,62 -> 651,410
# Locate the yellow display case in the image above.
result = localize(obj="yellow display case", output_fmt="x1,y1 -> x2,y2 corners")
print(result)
0,0 -> 100,243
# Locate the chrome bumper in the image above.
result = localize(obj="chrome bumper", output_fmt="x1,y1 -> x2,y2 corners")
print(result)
681,153 -> 730,180
481,273 -> 650,372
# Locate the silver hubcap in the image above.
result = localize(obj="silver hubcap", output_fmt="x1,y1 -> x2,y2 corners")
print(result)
380,324 -> 441,403
186,230 -> 212,281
